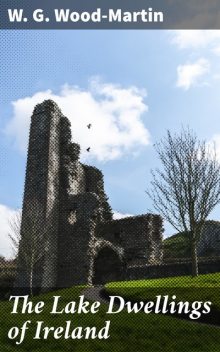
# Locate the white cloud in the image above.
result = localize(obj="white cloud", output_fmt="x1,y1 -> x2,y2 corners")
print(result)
0,205 -> 19,259
113,211 -> 133,220
171,30 -> 220,50
212,46 -> 220,56
171,31 -> 220,89
5,79 -> 150,162
176,58 -> 210,90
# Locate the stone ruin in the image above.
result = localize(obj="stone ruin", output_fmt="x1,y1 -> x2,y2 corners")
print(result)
15,100 -> 163,290
198,221 -> 220,257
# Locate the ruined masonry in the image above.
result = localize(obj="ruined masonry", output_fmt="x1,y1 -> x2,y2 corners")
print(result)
15,100 -> 163,289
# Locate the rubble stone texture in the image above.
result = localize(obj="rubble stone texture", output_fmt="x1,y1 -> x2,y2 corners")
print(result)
15,100 -> 163,289
198,221 -> 220,256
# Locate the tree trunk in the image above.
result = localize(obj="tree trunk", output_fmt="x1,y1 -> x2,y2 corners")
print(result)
30,268 -> 33,297
191,240 -> 199,277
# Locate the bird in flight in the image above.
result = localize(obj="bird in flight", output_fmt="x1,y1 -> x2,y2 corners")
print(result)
86,147 -> 91,152
87,123 -> 92,129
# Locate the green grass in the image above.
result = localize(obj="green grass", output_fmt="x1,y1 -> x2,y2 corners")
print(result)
163,232 -> 190,259
106,273 -> 220,315
163,225 -> 220,258
107,272 -> 220,288
0,276 -> 220,351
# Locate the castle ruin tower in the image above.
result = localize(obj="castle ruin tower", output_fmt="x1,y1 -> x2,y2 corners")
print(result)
15,99 -> 163,289
15,100 -> 62,290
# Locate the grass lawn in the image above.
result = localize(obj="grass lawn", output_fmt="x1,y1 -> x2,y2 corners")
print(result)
107,272 -> 220,288
106,273 -> 220,310
163,232 -> 190,258
0,274 -> 219,351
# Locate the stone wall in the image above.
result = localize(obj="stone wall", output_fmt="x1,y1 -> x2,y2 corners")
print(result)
15,100 -> 62,289
198,221 -> 220,256
97,214 -> 163,267
57,193 -> 100,286
57,107 -> 112,287
126,258 -> 220,281
83,165 -> 113,222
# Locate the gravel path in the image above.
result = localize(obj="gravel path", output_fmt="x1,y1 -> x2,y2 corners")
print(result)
82,285 -> 107,303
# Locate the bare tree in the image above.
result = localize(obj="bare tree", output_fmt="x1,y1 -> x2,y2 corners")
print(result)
8,205 -> 45,295
147,128 -> 220,276
8,210 -> 22,258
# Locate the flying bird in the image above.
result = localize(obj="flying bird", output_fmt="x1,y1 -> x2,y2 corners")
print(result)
86,147 -> 91,152
87,123 -> 92,129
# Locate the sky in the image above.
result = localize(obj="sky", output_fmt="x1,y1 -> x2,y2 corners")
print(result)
1,29 -> 220,258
